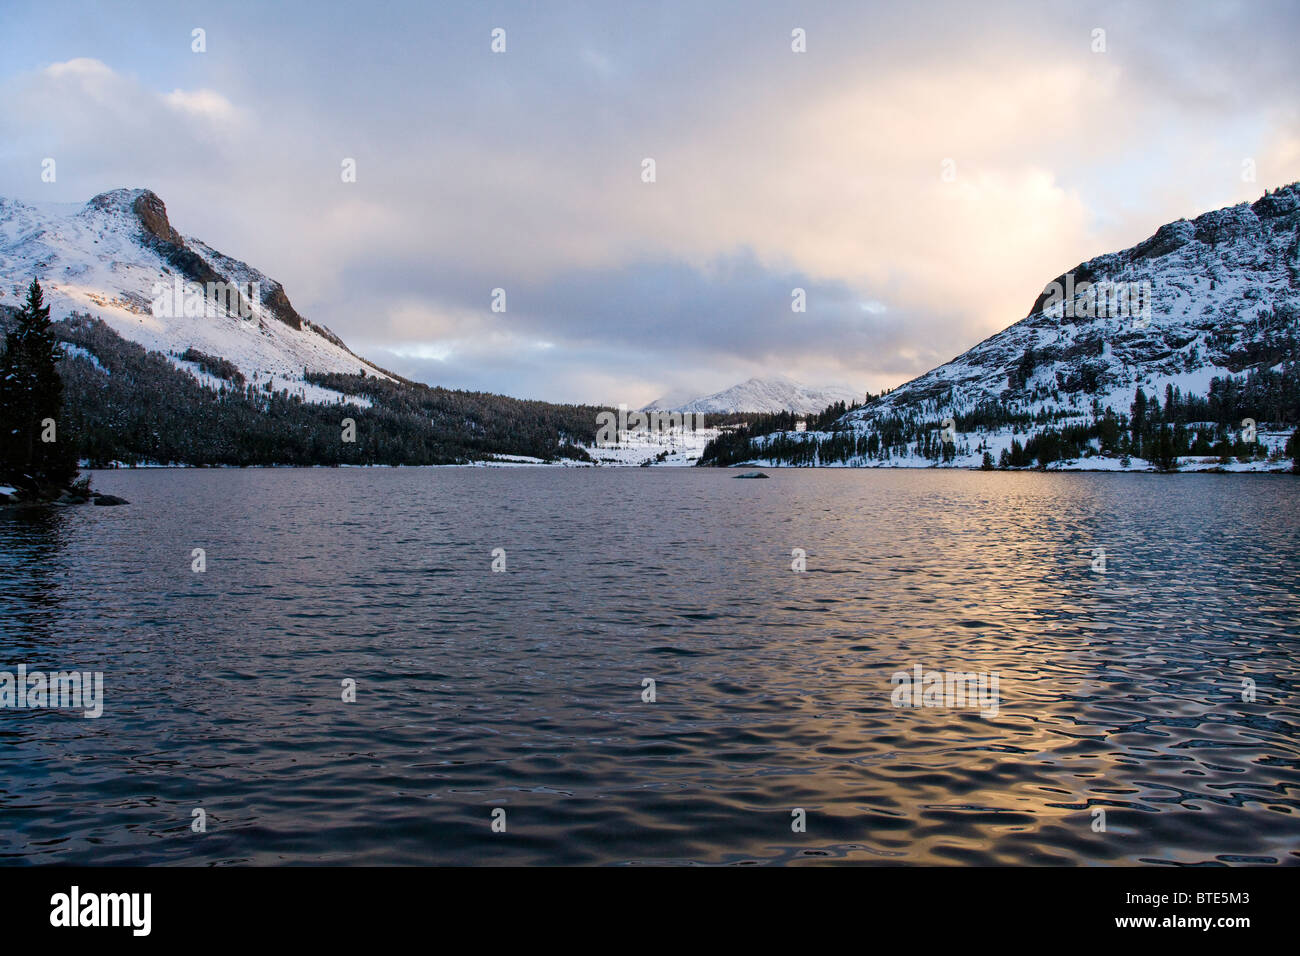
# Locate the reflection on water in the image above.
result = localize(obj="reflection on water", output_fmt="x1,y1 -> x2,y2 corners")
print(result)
1,468 -> 1298,865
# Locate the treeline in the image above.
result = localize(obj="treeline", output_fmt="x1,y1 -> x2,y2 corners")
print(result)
304,370 -> 602,460
995,375 -> 1298,470
999,370 -> 1300,469
703,399 -> 863,432
701,395 -> 997,467
0,307 -> 606,467
700,364 -> 1300,471
702,424 -> 968,467
180,347 -> 245,385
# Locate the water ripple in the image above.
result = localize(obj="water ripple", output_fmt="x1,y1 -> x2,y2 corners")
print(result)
1,468 -> 1298,865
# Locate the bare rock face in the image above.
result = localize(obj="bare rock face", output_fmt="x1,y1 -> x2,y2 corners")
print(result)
131,190 -> 183,246
84,189 -> 228,293
129,189 -> 304,331
260,282 -> 304,331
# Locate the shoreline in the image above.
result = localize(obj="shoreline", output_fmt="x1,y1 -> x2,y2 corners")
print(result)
49,461 -> 1299,475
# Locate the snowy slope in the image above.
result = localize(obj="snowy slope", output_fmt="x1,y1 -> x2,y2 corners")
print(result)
743,184 -> 1300,470
0,189 -> 387,399
847,185 -> 1299,430
645,375 -> 862,414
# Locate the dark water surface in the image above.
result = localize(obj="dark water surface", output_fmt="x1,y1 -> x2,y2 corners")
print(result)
2,468 -> 1298,865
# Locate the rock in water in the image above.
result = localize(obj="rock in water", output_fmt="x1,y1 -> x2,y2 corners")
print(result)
92,494 -> 130,506
734,471 -> 769,479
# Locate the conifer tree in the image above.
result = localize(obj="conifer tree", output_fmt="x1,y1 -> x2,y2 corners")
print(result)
0,279 -> 77,485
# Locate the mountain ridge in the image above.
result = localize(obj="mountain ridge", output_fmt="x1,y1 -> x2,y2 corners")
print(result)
0,188 -> 609,466
644,375 -> 862,414
702,183 -> 1300,471
0,188 -> 383,405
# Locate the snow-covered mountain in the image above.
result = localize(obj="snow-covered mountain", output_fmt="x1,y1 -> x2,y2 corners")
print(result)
644,375 -> 862,414
0,188 -> 613,468
0,188 -> 387,402
849,184 -> 1299,426
711,184 -> 1300,471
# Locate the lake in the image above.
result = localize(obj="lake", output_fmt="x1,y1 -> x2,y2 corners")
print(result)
2,468 -> 1298,865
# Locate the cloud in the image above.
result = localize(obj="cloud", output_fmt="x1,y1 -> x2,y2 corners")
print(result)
1,1 -> 1297,405
0,56 -> 251,198
342,249 -> 948,405
43,57 -> 114,83
163,88 -> 243,125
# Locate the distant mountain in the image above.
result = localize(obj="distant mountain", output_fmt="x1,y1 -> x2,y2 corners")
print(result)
0,189 -> 604,466
645,376 -> 862,414
703,185 -> 1300,471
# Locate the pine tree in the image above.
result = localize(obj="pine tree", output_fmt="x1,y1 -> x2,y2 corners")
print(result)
0,279 -> 77,486
1154,424 -> 1178,472
1130,388 -> 1147,457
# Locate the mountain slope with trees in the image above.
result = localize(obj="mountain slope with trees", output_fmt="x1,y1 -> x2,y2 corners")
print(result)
703,184 -> 1300,473
0,189 -> 609,468
0,303 -> 603,468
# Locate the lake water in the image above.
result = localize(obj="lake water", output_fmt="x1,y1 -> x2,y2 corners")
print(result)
2,468 -> 1298,865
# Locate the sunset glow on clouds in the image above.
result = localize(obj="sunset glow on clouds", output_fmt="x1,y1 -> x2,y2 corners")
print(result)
2,0 -> 1297,404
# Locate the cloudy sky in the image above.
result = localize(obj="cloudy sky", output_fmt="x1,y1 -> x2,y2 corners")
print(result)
1,0 -> 1297,405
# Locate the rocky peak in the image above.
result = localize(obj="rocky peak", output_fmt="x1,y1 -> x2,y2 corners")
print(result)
1025,183 -> 1300,318
130,190 -> 183,245
83,188 -> 179,244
